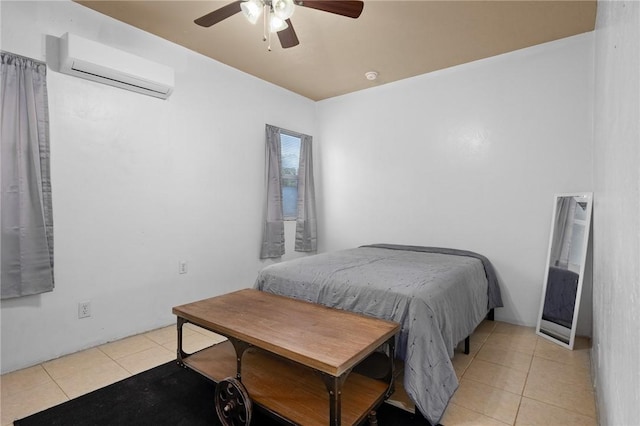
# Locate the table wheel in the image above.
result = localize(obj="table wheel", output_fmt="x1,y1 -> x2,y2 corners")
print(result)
215,377 -> 252,426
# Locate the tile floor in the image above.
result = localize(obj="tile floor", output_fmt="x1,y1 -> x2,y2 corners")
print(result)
0,320 -> 597,425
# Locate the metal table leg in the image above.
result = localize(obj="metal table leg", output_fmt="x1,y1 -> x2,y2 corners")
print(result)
320,371 -> 350,426
176,317 -> 188,364
227,336 -> 252,381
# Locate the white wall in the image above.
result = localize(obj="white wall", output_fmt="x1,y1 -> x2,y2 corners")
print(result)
315,34 -> 595,327
0,0 -> 316,373
592,1 -> 640,424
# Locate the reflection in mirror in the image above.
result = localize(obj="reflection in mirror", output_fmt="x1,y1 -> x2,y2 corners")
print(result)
536,193 -> 593,349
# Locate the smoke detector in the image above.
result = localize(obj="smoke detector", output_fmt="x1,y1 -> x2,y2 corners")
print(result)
365,71 -> 378,81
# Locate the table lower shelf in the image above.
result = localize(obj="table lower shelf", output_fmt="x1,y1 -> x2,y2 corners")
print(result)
182,340 -> 389,426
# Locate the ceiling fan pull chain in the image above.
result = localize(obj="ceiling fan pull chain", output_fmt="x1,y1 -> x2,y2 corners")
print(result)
262,4 -> 268,42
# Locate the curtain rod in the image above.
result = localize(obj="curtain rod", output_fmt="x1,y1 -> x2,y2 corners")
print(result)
0,50 -> 46,66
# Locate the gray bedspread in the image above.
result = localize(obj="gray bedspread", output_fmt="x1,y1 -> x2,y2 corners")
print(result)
254,244 -> 503,424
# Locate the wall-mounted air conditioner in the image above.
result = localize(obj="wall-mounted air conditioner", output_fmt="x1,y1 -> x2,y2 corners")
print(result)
59,33 -> 174,99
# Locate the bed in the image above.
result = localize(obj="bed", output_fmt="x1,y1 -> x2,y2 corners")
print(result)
254,243 -> 503,425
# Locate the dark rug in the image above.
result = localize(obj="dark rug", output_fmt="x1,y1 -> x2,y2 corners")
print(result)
15,361 -> 431,425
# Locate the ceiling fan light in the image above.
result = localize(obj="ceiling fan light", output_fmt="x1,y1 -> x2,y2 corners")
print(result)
272,0 -> 295,20
269,12 -> 288,33
241,0 -> 263,24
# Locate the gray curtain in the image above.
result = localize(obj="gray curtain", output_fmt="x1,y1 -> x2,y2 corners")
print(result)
260,124 -> 285,258
294,134 -> 317,252
1,51 -> 54,299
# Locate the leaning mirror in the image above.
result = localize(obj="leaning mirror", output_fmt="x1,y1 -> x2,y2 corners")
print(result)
536,192 -> 593,349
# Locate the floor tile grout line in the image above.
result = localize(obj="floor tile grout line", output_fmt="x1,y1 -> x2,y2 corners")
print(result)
520,338 -> 597,420
97,333 -> 169,362
39,337 -> 169,402
445,401 -> 512,426
518,394 -> 598,421
96,344 -> 116,362
452,378 -> 521,425
1,362 -> 74,423
460,374 -> 526,399
456,326 -> 522,425
511,396 -> 523,425
472,325 -> 537,425
511,348 -> 535,425
107,335 -> 179,377
41,363 -> 72,402
50,341 -> 168,401
517,386 -> 598,419
470,353 -> 533,375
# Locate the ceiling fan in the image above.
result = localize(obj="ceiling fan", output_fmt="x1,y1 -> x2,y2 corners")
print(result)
194,0 -> 364,50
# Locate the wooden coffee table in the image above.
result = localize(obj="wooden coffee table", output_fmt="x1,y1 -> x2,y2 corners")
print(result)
172,288 -> 400,426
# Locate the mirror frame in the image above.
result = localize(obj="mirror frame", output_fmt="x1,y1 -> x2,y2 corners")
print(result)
536,192 -> 593,350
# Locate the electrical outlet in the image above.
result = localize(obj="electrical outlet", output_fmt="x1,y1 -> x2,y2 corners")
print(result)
78,301 -> 91,319
178,260 -> 188,274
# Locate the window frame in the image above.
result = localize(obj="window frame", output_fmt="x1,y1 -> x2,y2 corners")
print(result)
279,129 -> 302,221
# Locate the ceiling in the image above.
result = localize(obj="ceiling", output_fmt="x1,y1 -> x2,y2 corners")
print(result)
75,1 -> 596,101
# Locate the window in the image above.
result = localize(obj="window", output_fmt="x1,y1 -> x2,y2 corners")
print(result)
280,132 -> 301,220
261,124 -> 316,258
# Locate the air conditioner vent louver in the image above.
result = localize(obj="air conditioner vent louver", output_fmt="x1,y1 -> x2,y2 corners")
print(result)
59,33 -> 174,99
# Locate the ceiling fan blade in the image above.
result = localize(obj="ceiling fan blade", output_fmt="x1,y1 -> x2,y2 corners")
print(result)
194,1 -> 243,27
296,1 -> 364,18
277,19 -> 300,49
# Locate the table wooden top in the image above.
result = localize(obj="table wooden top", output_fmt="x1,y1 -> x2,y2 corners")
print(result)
172,289 -> 400,376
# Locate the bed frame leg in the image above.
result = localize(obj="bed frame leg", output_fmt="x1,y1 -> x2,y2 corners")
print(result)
487,308 -> 495,321
464,336 -> 470,355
